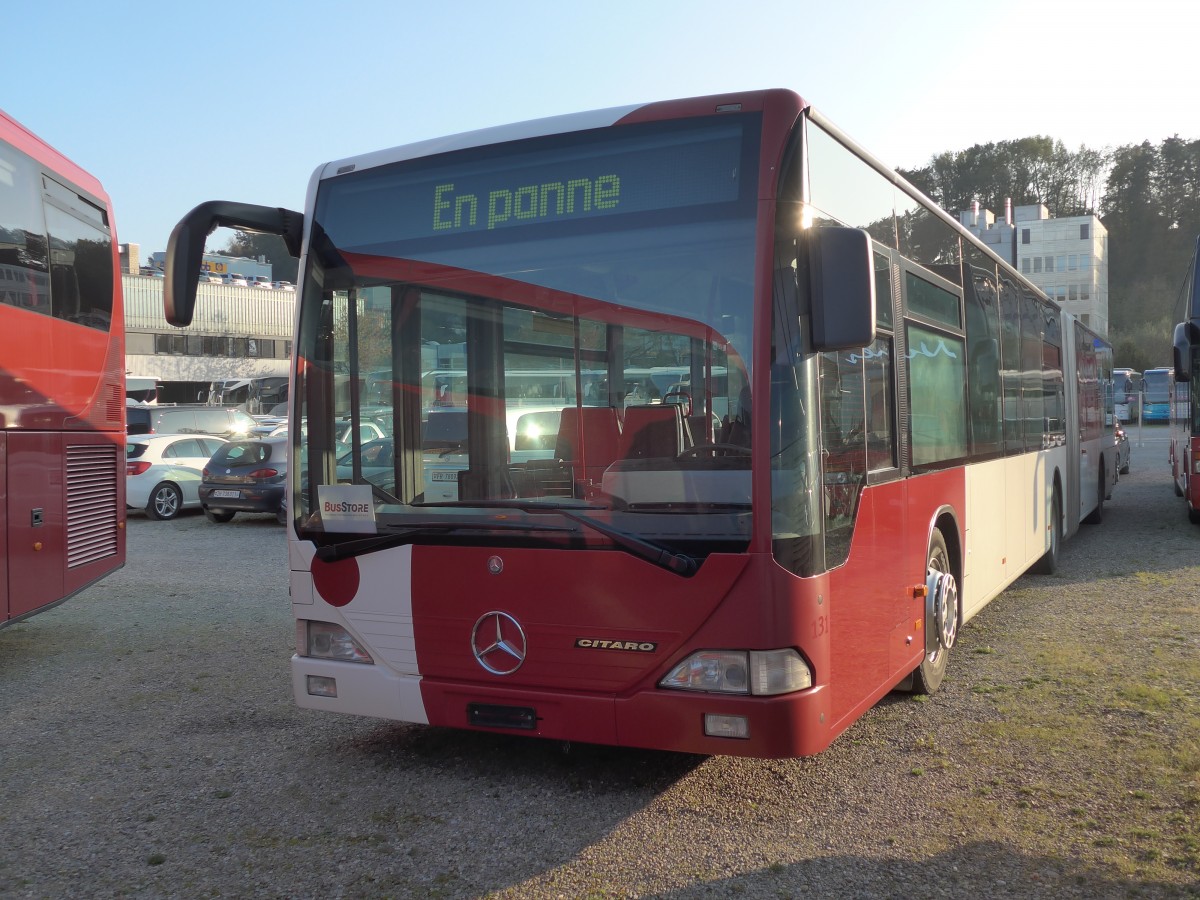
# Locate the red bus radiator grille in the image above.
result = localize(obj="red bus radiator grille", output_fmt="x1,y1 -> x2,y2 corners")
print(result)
66,443 -> 120,568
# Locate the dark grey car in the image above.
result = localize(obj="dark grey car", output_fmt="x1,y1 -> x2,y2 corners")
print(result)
198,436 -> 288,524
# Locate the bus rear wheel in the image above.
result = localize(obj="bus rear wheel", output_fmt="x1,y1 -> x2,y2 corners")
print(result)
1031,489 -> 1062,575
910,529 -> 957,695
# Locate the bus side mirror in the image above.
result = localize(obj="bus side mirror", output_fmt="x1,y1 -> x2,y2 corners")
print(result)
807,226 -> 876,351
164,201 -> 304,327
1174,321 -> 1199,381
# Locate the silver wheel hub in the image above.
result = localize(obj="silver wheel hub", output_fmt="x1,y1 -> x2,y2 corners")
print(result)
926,569 -> 958,652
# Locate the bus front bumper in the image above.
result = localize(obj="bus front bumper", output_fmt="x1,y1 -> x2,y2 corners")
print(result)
291,656 -> 834,758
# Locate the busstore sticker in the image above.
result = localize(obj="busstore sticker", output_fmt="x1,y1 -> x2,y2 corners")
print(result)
317,484 -> 376,534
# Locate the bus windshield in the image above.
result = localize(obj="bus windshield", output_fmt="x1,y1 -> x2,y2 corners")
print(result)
1144,368 -> 1171,401
296,114 -> 762,556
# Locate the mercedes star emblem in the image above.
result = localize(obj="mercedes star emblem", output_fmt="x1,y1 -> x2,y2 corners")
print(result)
471,611 -> 527,675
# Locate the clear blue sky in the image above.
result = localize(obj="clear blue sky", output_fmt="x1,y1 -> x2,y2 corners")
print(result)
7,0 -> 1196,256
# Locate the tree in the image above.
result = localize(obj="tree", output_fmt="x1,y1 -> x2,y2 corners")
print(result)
219,230 -> 299,283
901,135 -> 1103,220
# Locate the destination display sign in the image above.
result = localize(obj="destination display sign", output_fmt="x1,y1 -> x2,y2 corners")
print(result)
320,119 -> 751,247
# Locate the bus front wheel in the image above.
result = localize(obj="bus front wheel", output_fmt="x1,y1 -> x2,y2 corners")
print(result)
910,529 -> 957,695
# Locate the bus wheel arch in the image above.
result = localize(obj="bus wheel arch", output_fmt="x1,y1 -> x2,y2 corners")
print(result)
1031,477 -> 1063,575
909,516 -> 961,695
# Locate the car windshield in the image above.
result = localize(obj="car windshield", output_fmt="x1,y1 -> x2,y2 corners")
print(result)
294,113 -> 762,558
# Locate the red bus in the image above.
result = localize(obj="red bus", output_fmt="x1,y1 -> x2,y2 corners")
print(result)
0,109 -> 126,628
164,89 -> 1115,758
1170,235 -> 1200,523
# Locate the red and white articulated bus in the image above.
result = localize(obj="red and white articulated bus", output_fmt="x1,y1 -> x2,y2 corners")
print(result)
1170,235 -> 1200,523
164,89 -> 1116,758
0,109 -> 126,628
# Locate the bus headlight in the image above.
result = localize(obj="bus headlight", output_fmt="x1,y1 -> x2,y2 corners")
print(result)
659,649 -> 812,695
304,621 -> 373,663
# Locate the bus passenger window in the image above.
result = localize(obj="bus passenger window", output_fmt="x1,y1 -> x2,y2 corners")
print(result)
864,338 -> 895,470
907,323 -> 967,466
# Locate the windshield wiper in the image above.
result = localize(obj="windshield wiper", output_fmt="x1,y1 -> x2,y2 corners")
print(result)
311,519 -> 572,562
410,499 -> 698,576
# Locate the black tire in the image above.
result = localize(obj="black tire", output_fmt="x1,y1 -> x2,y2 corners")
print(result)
204,507 -> 236,523
145,482 -> 183,521
1083,467 -> 1105,525
1120,456 -> 1130,476
910,529 -> 957,695
276,504 -> 288,525
1031,488 -> 1062,575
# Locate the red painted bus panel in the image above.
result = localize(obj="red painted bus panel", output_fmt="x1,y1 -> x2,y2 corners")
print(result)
410,547 -> 749,691
7,432 -> 66,619
0,434 -> 7,621
1189,437 -> 1200,513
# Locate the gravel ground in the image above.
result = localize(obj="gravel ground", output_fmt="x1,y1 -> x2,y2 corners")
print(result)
1,434 -> 1197,899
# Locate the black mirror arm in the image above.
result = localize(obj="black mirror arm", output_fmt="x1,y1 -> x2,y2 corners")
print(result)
164,201 -> 304,327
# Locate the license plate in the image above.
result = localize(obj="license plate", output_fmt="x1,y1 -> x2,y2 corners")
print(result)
210,489 -> 241,498
432,472 -> 458,482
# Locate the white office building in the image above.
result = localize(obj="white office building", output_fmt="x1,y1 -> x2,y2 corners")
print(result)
959,202 -> 1109,335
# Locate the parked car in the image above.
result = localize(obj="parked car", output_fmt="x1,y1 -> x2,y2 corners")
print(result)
270,416 -> 388,454
336,436 -> 397,488
272,281 -> 295,291
1115,422 -> 1130,475
199,436 -> 289,524
126,404 -> 259,440
250,414 -> 286,436
250,276 -> 273,288
223,273 -> 249,287
126,434 -> 228,520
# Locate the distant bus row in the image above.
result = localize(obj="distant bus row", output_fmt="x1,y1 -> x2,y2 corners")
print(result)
1111,366 -> 1175,424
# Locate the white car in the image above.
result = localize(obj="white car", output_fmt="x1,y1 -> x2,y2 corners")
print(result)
126,434 -> 228,520
272,281 -> 295,291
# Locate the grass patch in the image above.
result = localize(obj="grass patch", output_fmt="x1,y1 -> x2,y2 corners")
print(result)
934,571 -> 1200,887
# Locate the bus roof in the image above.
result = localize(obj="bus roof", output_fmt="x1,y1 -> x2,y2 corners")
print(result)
0,108 -> 109,206
315,89 -> 808,184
